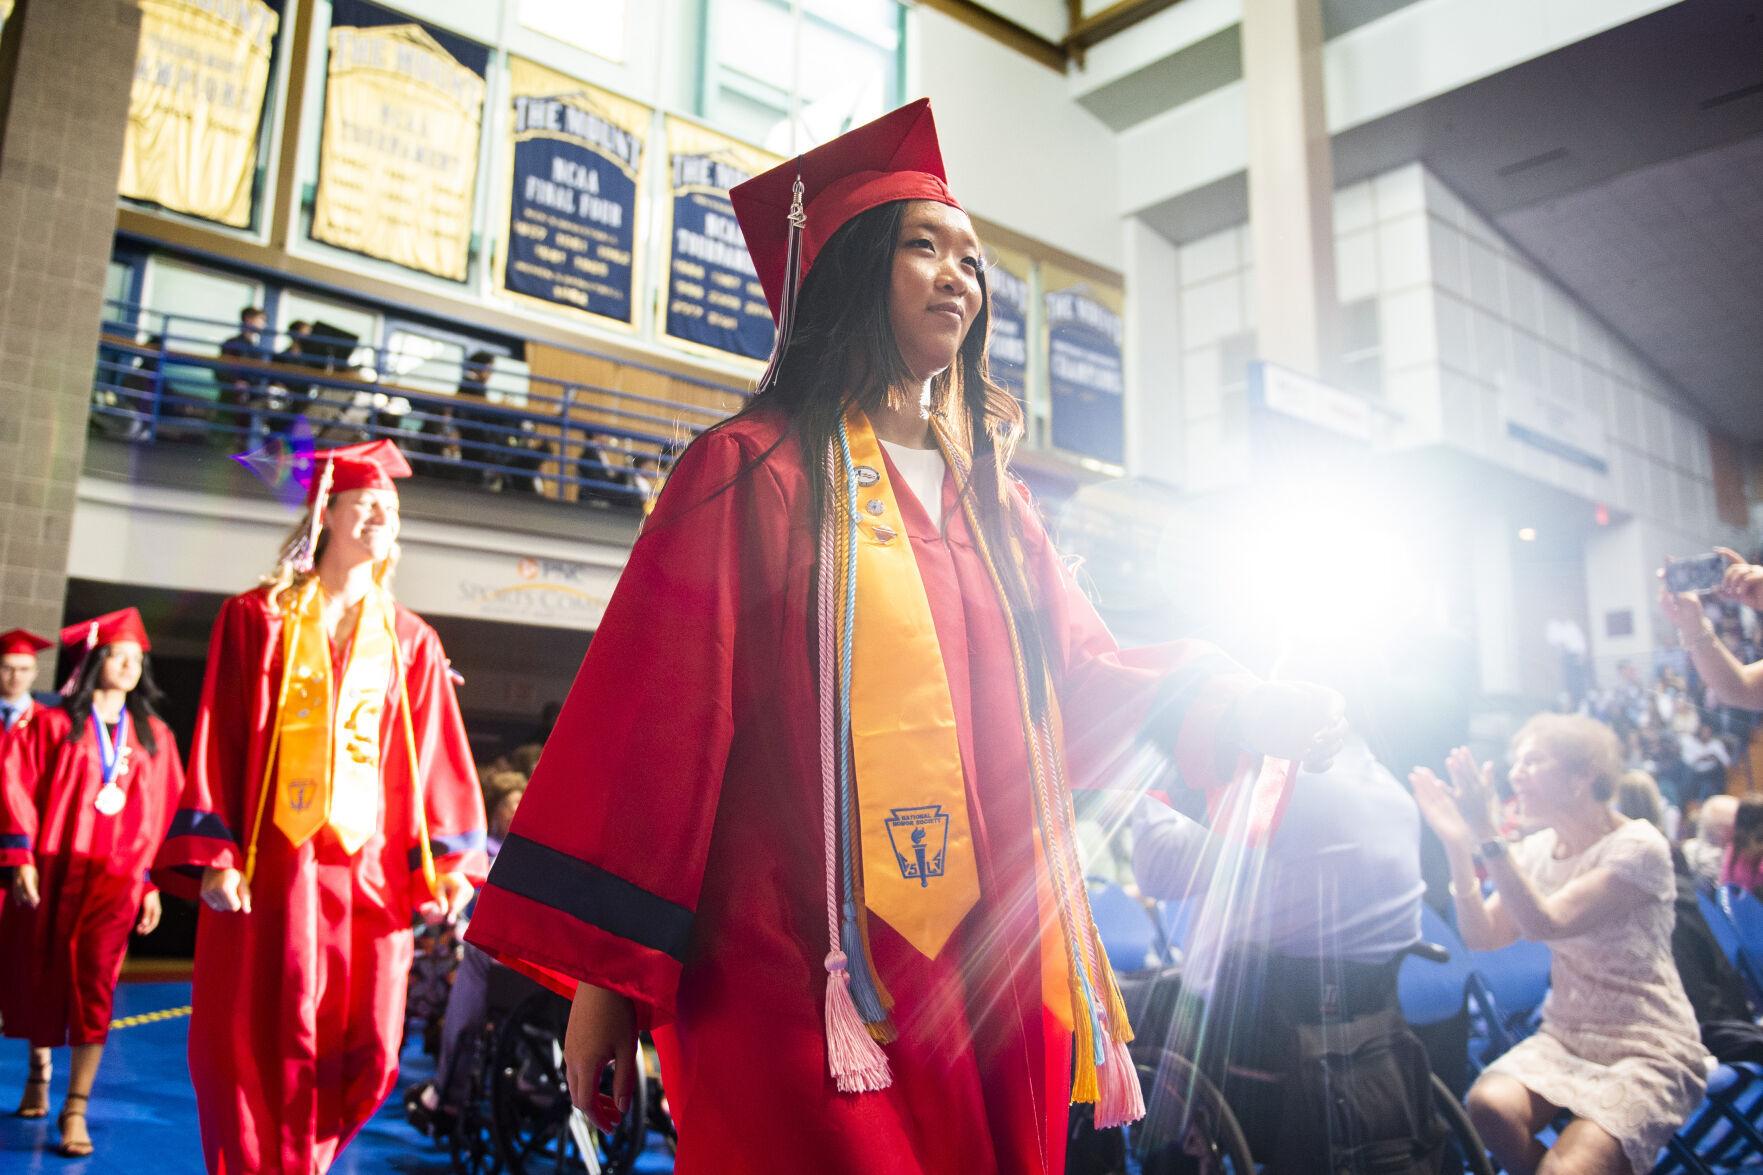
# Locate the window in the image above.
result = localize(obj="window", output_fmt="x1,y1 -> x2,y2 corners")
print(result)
1338,297 -> 1382,398
701,0 -> 904,152
142,259 -> 264,350
519,0 -> 626,62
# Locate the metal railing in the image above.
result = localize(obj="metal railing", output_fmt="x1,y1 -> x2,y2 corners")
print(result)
91,300 -> 752,507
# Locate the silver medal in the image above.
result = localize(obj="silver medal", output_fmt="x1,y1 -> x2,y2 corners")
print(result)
94,785 -> 125,816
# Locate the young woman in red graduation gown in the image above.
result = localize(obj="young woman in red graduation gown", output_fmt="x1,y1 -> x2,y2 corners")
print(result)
466,100 -> 1343,1175
1,609 -> 184,1158
153,441 -> 488,1174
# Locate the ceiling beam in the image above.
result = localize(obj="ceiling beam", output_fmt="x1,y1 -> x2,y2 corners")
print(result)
912,0 -> 1068,71
1066,0 -> 1186,52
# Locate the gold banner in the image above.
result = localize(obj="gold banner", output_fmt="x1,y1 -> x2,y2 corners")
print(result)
312,21 -> 486,281
118,0 -> 280,229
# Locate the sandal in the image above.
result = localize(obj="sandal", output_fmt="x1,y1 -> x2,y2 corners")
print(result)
15,1062 -> 50,1118
57,1092 -> 93,1158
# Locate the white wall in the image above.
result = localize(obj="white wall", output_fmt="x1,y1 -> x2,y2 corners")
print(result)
911,7 -> 1124,269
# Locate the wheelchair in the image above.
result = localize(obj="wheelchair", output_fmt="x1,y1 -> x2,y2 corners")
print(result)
1066,881 -> 1495,1174
434,963 -> 675,1174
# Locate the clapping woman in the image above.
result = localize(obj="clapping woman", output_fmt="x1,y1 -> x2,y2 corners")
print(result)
1413,715 -> 1706,1175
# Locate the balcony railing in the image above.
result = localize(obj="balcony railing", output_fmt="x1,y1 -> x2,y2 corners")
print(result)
91,301 -> 752,507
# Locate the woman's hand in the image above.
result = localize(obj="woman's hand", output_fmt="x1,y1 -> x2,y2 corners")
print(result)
564,982 -> 638,1133
1443,746 -> 1501,841
1716,547 -> 1763,610
1234,680 -> 1347,772
200,866 -> 251,914
136,889 -> 162,935
1410,767 -> 1474,851
419,872 -> 474,925
10,863 -> 39,907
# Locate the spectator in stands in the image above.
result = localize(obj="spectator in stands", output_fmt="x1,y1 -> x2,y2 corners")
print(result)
1680,721 -> 1731,805
405,779 -> 526,1131
1683,795 -> 1738,889
273,321 -> 318,406
1721,798 -> 1763,896
1618,773 -> 1763,1064
1663,548 -> 1763,711
1413,715 -> 1707,1175
219,306 -> 271,443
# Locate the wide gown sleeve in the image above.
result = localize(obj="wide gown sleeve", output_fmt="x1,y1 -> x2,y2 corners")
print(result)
1015,491 -> 1260,796
465,430 -> 771,1028
0,713 -> 63,868
404,621 -> 489,886
152,594 -> 259,898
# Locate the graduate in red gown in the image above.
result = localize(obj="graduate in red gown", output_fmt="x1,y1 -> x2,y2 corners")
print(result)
153,440 -> 489,1174
465,100 -> 1345,1175
0,628 -> 56,908
1,608 -> 184,1157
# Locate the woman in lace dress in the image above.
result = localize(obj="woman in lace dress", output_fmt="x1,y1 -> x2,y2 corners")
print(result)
1412,714 -> 1708,1175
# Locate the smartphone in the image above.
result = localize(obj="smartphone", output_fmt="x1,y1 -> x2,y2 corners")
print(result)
1664,553 -> 1726,595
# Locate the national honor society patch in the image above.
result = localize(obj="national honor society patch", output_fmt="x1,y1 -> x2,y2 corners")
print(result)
885,805 -> 950,887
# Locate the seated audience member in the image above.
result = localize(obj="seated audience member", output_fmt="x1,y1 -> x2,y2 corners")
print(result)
1413,715 -> 1708,1175
1721,797 -> 1763,897
1133,651 -> 1439,1174
1663,550 -> 1763,711
1679,722 -> 1730,805
405,780 -> 525,1127
219,306 -> 271,442
1618,773 -> 1763,1063
1683,795 -> 1737,889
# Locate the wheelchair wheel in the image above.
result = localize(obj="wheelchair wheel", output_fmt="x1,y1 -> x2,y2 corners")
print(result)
489,991 -> 649,1174
1431,1074 -> 1495,1175
1067,1047 -> 1254,1174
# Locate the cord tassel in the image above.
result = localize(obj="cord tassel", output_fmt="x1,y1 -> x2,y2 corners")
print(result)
755,176 -> 806,395
824,951 -> 891,1092
1094,1033 -> 1146,1128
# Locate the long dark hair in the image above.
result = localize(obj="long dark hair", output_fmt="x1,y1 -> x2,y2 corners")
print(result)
64,643 -> 165,757
713,199 -> 1053,704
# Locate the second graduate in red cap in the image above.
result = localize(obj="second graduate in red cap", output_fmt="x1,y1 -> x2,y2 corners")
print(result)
153,439 -> 488,1173
1,609 -> 184,1158
466,99 -> 1342,1173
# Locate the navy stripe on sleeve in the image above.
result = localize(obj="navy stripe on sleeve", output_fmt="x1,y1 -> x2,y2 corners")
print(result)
483,833 -> 695,963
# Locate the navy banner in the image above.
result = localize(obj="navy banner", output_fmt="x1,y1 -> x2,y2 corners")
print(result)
501,57 -> 649,325
985,242 -> 1032,404
661,117 -> 780,363
1044,265 -> 1125,466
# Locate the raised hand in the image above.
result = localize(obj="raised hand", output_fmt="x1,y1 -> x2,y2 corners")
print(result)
1409,766 -> 1473,850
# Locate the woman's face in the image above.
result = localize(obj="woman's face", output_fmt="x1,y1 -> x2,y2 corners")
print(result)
887,201 -> 984,383
1507,736 -> 1590,820
323,488 -> 400,566
98,641 -> 144,694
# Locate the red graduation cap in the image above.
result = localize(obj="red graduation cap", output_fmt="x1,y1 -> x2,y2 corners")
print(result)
307,439 -> 413,505
730,98 -> 962,324
0,628 -> 52,657
60,608 -> 151,653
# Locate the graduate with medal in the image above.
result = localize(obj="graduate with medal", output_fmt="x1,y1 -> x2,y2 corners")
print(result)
466,100 -> 1343,1173
153,440 -> 488,1174
0,608 -> 185,1158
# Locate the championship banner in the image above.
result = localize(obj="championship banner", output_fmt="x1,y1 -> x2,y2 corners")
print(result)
985,241 -> 1032,404
312,1 -> 488,281
1044,264 -> 1126,466
499,57 -> 649,326
119,0 -> 281,229
661,116 -> 781,363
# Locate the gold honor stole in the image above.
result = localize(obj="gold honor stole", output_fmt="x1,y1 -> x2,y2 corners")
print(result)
845,412 -> 980,959
272,581 -> 395,854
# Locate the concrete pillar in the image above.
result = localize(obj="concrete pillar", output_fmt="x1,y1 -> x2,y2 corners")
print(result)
1122,216 -> 1183,484
1241,0 -> 1339,380
0,0 -> 140,648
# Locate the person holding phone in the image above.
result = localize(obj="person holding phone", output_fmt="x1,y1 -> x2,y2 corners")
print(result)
1661,548 -> 1763,711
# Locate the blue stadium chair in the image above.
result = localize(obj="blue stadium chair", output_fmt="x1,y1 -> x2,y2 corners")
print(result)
1697,888 -> 1763,1007
1401,904 -> 1475,1027
1651,1062 -> 1763,1174
1087,877 -> 1166,974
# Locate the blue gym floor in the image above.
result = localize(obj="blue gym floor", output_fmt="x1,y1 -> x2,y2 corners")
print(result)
0,982 -> 675,1173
